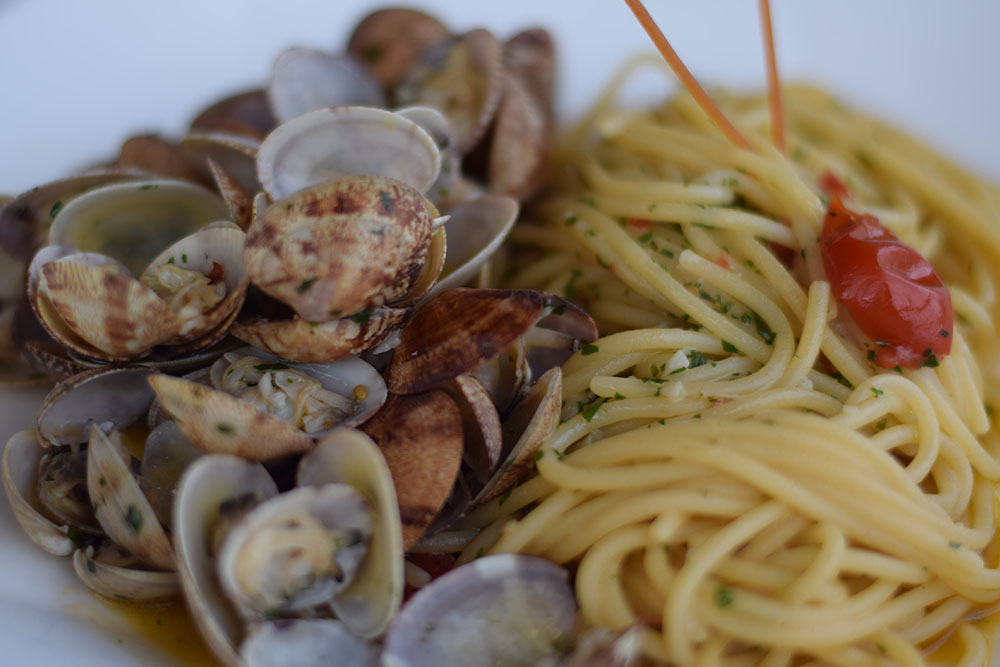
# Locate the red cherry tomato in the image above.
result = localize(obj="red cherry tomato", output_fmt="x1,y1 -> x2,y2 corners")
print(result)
818,171 -> 852,202
820,198 -> 952,370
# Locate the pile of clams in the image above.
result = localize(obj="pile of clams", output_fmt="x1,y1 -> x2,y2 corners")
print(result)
0,6 -> 628,666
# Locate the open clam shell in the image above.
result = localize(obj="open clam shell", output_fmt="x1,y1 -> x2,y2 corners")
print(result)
298,429 -> 404,638
395,29 -> 505,154
443,373 -> 503,484
36,366 -> 155,447
182,131 -> 262,196
140,420 -> 203,529
387,288 -> 548,395
87,426 -> 175,571
115,135 -> 212,187
427,194 -> 518,297
360,390 -> 463,550
216,484 -> 373,622
73,546 -> 180,602
48,178 -> 230,277
382,554 -> 576,667
346,8 -> 450,90
471,366 -> 562,507
486,72 -> 551,201
244,175 -> 437,321
267,48 -> 385,123
149,348 -> 386,460
174,455 -> 279,666
2,429 -> 74,556
190,89 -> 277,141
256,106 -> 441,201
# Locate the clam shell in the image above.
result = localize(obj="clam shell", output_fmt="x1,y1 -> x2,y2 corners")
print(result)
395,106 -> 461,207
207,158 -> 253,231
140,420 -> 203,529
267,48 -> 385,123
487,73 -> 551,201
382,554 -> 576,667
244,175 -> 436,321
360,390 -> 463,549
36,366 -> 155,447
387,288 -> 546,394
471,366 -> 562,507
183,131 -> 262,196
503,28 -> 556,112
174,455 -> 279,667
231,307 -> 406,364
73,548 -> 180,602
216,484 -> 373,621
256,106 -> 441,201
2,429 -> 74,556
87,427 -> 175,571
240,619 -> 377,667
427,194 -> 518,297
346,8 -> 450,89
140,224 -> 249,346
37,256 -> 180,360
298,429 -> 404,638
115,135 -> 212,187
190,89 -> 277,140
443,374 -> 502,484
395,29 -> 505,153
48,178 -> 230,276
389,224 -> 446,308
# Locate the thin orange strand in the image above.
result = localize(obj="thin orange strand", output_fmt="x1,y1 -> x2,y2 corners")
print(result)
758,0 -> 785,151
623,0 -> 752,151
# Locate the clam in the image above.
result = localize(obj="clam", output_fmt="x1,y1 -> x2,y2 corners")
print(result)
395,105 -> 462,207
115,134 -> 212,187
2,429 -> 74,556
387,288 -> 597,400
255,106 -> 441,200
267,48 -> 385,124
382,554 -> 577,667
426,194 -> 519,297
485,72 -> 551,201
346,8 -> 450,90
471,366 -> 562,507
244,175 -> 439,322
298,429 -> 405,638
395,29 -> 505,153
182,131 -> 262,196
215,484 -> 373,621
73,544 -> 180,602
28,178 -> 248,361
190,89 -> 277,141
87,426 -> 175,571
443,373 -> 503,484
360,390 -> 464,549
173,455 -> 279,666
140,419 -> 203,528
148,347 -> 386,460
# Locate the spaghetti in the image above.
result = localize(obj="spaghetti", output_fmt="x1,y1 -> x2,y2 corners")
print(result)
459,57 -> 1000,666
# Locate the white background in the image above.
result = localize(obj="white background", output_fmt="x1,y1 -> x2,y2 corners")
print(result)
1,0 -> 999,664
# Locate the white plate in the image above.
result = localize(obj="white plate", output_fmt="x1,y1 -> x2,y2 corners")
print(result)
1,1 -> 999,664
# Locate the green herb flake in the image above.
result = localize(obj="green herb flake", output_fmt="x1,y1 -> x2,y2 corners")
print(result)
921,354 -> 940,368
124,505 -> 144,535
181,253 -> 188,264
871,387 -> 884,397
581,344 -> 599,356
497,488 -> 514,507
296,277 -> 317,294
867,349 -> 876,362
818,193 -> 830,208
48,201 -> 63,219
217,422 -> 235,434
875,418 -> 888,431
139,184 -> 157,191
533,449 -> 545,462
637,231 -> 653,245
379,190 -> 394,212
614,392 -> 626,400
578,197 -> 596,207
564,214 -> 578,227
581,403 -> 601,422
352,309 -> 374,324
714,584 -> 735,608
552,304 -> 567,315
949,540 -> 962,550
721,340 -> 738,354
